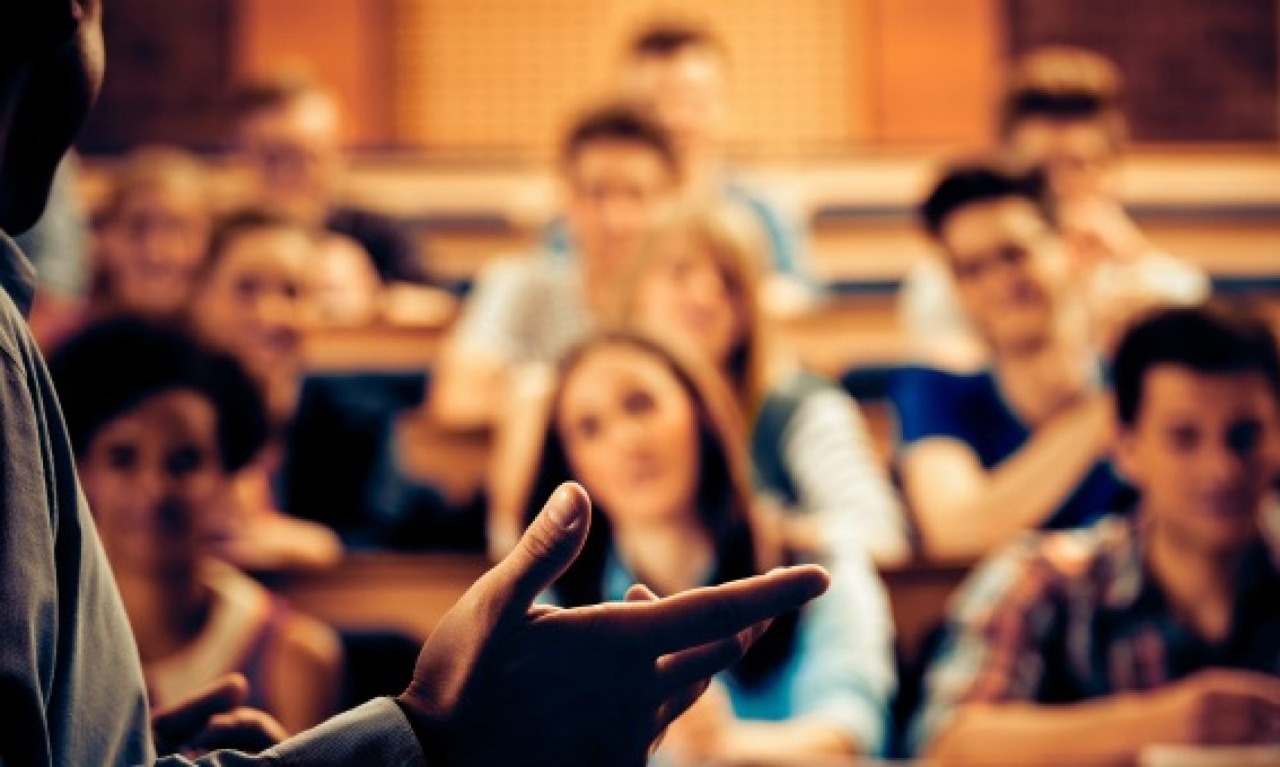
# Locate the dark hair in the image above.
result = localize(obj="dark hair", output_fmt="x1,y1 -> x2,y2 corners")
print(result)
231,73 -> 330,121
1000,46 -> 1125,143
628,19 -> 727,60
919,158 -> 1053,239
1113,302 -> 1280,427
196,208 -> 314,286
49,317 -> 269,472
524,329 -> 797,686
559,102 -> 681,181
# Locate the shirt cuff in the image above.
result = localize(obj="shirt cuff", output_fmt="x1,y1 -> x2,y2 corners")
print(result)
269,698 -> 427,767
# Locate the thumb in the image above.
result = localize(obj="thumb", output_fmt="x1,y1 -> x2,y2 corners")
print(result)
625,583 -> 660,603
489,482 -> 592,623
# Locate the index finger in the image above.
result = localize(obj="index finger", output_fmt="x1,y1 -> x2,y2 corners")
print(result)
625,565 -> 828,656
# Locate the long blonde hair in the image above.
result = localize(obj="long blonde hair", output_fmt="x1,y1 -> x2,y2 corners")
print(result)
617,203 -> 772,420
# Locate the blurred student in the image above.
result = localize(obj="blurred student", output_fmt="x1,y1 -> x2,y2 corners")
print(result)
48,318 -> 342,734
91,146 -> 213,321
901,47 -> 1207,361
527,330 -> 896,763
893,161 -> 1123,560
619,204 -> 908,562
912,304 -> 1280,766
0,2 -> 832,763
233,75 -> 436,289
429,102 -> 680,431
547,20 -> 809,290
188,210 -> 342,568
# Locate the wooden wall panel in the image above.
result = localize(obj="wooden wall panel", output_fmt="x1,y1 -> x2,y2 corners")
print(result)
78,0 -> 235,153
868,0 -> 1001,147
391,0 -> 863,158
233,0 -> 395,147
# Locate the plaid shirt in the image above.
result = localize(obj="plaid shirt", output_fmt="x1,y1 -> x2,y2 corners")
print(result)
911,515 -> 1280,754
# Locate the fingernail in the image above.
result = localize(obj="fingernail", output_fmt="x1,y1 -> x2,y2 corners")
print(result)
549,485 -> 583,530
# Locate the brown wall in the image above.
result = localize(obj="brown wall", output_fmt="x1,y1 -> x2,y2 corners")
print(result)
233,0 -> 395,147
1006,0 -> 1279,142
79,0 -> 1280,156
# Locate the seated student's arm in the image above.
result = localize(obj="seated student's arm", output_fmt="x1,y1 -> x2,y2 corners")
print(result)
907,536 -> 1280,767
780,387 -> 911,563
895,370 -> 1111,560
927,634 -> 1280,765
266,610 -> 343,734
929,669 -> 1280,767
428,261 -> 531,431
485,363 -> 557,559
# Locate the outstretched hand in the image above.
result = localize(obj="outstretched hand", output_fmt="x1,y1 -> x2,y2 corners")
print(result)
398,482 -> 829,767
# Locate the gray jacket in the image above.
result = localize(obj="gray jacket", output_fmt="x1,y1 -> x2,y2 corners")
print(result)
0,233 -> 425,766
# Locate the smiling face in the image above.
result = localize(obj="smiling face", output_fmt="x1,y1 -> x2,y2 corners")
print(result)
1116,366 -> 1280,554
78,390 -> 225,578
190,225 -> 314,381
99,182 -> 211,317
630,229 -> 747,371
555,343 -> 703,528
939,196 -> 1069,355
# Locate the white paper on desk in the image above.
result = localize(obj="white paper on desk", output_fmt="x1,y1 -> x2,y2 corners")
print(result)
1140,745 -> 1280,767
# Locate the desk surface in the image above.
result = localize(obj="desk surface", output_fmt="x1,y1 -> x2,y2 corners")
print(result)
256,552 -> 971,666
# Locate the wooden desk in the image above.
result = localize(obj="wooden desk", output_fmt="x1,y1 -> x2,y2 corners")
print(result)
257,552 -> 970,669
303,323 -> 448,373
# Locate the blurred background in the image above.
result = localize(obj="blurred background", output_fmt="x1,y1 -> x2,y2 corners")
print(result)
85,0 -> 1279,155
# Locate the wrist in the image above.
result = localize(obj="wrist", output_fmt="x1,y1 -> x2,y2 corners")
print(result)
395,694 -> 449,766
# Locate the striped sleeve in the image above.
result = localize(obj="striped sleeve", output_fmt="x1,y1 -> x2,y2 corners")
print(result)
908,538 -> 1062,755
780,387 -> 910,561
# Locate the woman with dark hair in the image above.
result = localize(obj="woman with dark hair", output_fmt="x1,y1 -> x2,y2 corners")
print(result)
617,204 -> 909,563
47,317 -> 342,734
525,330 -> 895,763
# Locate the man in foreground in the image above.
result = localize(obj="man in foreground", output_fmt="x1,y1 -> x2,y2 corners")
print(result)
0,3 -> 829,765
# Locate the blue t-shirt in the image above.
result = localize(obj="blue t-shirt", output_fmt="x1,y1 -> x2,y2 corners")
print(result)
892,366 -> 1123,530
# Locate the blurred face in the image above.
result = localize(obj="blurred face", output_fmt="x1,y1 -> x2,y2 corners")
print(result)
625,49 -> 728,155
631,233 -> 745,369
237,96 -> 342,224
1116,367 -> 1280,554
563,141 -> 676,277
191,227 -> 314,380
1008,117 -> 1119,204
99,184 -> 210,317
79,390 -> 224,577
556,344 -> 702,527
940,197 -> 1069,355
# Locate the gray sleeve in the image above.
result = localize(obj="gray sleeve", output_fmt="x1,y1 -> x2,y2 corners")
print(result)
781,388 -> 910,561
451,259 -> 534,364
153,699 -> 427,767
